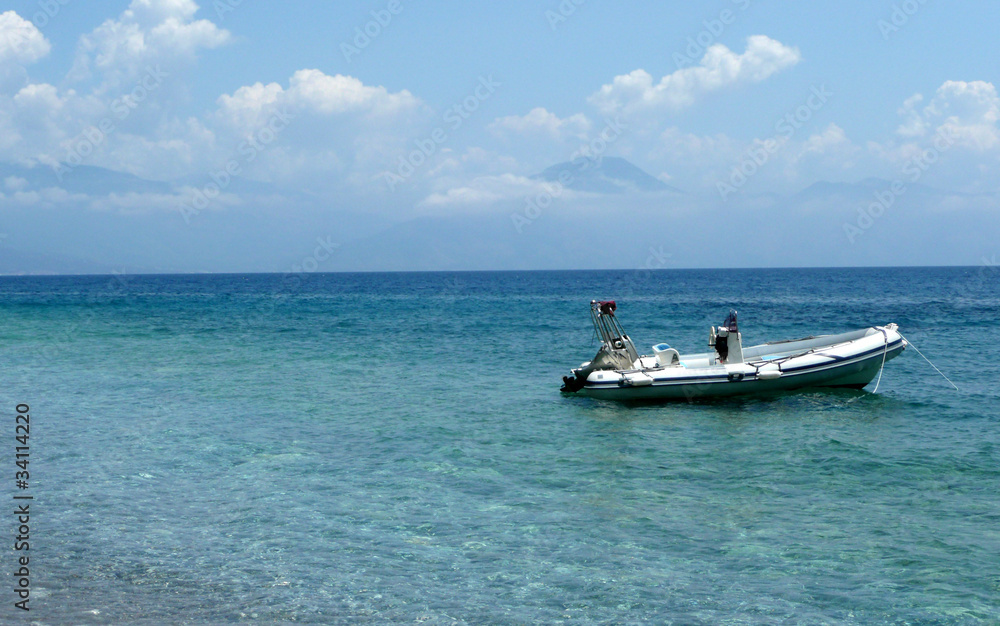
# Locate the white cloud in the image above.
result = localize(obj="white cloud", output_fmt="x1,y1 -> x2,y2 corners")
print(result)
932,81 -> 999,123
798,123 -> 852,157
657,127 -> 744,162
0,12 -> 50,66
645,127 -> 747,187
11,190 -> 40,205
896,94 -> 927,138
38,187 -> 88,204
90,188 -> 239,213
3,175 -> 27,191
927,81 -> 999,151
589,35 -> 800,115
0,83 -> 106,164
82,117 -> 219,181
489,107 -> 591,140
215,82 -> 284,130
128,0 -> 200,25
639,123 -> 867,195
286,70 -> 418,116
419,174 -> 559,210
0,6 -> 225,172
788,81 -> 1000,198
1,65 -> 424,187
873,80 -> 1000,192
0,4 -> 433,200
0,185 -> 87,207
0,12 -> 51,92
216,70 -> 421,131
13,83 -> 64,111
896,81 -> 1000,149
212,70 -> 425,185
422,147 -> 520,180
420,185 -> 504,208
70,0 -> 231,91
784,123 -> 863,178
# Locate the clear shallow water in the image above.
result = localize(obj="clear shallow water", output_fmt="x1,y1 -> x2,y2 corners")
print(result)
1,267 -> 998,624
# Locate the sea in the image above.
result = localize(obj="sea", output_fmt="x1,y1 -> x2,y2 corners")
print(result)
0,266 -> 997,624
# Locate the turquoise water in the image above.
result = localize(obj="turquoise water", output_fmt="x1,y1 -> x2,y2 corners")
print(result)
2,267 -> 998,624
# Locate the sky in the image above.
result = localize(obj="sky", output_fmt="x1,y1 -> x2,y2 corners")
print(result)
0,0 -> 998,273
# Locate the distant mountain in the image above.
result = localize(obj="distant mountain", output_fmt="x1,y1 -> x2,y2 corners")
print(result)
0,160 -> 293,203
0,243 -> 119,275
792,177 -> 993,203
534,156 -> 683,195
0,162 -> 173,196
1,156 -> 995,273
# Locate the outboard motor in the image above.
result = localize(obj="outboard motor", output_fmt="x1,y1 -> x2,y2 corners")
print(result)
709,309 -> 743,364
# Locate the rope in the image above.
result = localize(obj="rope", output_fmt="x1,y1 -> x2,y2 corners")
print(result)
871,328 -> 889,393
899,332 -> 960,391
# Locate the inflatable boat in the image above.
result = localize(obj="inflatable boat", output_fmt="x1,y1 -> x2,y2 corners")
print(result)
560,301 -> 906,401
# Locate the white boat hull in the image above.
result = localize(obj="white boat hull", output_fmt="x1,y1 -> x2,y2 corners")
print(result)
569,326 -> 906,401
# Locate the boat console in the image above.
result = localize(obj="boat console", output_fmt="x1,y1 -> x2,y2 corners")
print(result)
709,310 -> 743,364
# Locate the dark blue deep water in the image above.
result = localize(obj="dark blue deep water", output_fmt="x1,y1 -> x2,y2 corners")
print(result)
1,267 -> 998,624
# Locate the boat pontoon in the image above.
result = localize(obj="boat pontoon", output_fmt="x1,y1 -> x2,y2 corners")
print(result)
560,301 -> 906,401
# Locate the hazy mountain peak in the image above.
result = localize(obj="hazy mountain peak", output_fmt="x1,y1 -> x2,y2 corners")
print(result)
534,156 -> 683,195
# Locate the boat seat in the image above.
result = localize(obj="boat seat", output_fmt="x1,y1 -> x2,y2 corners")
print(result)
652,343 -> 681,367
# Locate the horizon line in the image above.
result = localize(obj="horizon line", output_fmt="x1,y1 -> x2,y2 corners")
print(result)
0,263 -> 989,278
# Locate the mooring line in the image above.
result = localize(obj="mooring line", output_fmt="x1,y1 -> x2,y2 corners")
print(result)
871,328 -> 890,393
899,332 -> 960,391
